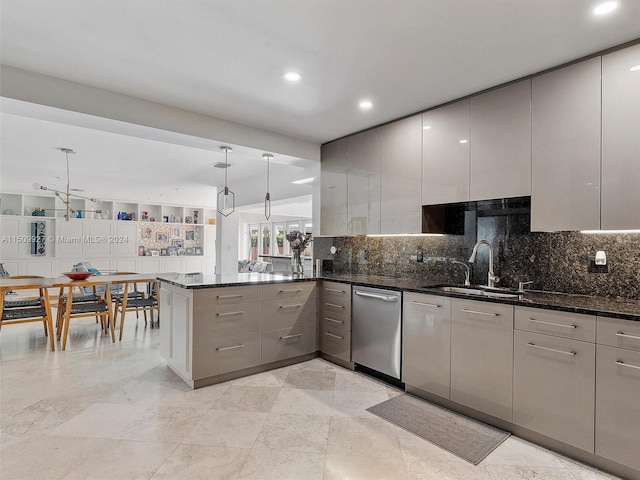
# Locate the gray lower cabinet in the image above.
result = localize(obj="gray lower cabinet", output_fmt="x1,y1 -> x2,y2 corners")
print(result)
595,344 -> 640,471
596,315 -> 640,471
402,293 -> 451,399
450,299 -> 514,421
320,281 -> 351,363
513,330 -> 595,452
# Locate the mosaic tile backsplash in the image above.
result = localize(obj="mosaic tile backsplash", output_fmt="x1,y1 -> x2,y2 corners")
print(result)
314,230 -> 640,300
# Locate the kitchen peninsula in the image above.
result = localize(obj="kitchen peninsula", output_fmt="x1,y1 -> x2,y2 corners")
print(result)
158,272 -> 317,388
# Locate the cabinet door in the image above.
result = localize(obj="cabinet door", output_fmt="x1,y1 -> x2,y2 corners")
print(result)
380,115 -> 422,233
422,100 -> 470,205
348,128 -> 381,234
0,216 -> 20,258
451,299 -> 514,421
171,289 -> 192,380
402,293 -> 451,398
112,221 -> 137,257
601,44 -> 640,230
513,330 -> 595,452
320,139 -> 348,235
470,80 -> 531,200
84,221 -> 112,257
596,344 -> 640,470
531,58 -> 601,231
54,219 -> 85,258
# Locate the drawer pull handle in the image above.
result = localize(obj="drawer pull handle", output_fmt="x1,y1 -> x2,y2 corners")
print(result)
280,333 -> 303,340
216,311 -> 244,317
615,360 -> 640,371
461,308 -> 499,317
279,289 -> 303,293
325,302 -> 345,309
325,288 -> 345,293
410,301 -> 441,308
527,343 -> 576,356
528,318 -> 576,329
325,332 -> 344,340
216,344 -> 245,352
616,332 -> 640,341
354,291 -> 398,302
279,303 -> 302,309
217,294 -> 243,299
325,317 -> 344,324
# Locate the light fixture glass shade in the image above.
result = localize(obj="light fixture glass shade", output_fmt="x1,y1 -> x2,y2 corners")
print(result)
216,146 -> 235,217
263,153 -> 273,220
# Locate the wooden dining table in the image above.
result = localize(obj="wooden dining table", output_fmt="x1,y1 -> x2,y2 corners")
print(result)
0,273 -> 163,351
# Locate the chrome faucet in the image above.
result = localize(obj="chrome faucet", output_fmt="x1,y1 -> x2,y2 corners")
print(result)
468,240 -> 499,288
450,260 -> 471,286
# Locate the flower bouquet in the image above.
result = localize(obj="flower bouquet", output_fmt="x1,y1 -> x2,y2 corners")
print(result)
286,230 -> 312,274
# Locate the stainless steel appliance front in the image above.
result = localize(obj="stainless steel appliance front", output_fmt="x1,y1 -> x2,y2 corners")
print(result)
352,286 -> 402,379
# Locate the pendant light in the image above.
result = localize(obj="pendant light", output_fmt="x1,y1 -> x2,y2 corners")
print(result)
32,148 -> 99,221
217,146 -> 235,217
263,153 -> 273,220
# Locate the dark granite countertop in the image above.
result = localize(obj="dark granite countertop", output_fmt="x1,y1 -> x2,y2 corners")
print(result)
319,273 -> 640,322
158,272 -> 316,289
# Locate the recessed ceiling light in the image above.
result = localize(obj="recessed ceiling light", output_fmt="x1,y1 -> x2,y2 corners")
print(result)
459,139 -> 468,144
283,71 -> 302,82
359,100 -> 373,110
593,1 -> 618,15
292,177 -> 315,184
630,65 -> 640,71
423,125 -> 432,130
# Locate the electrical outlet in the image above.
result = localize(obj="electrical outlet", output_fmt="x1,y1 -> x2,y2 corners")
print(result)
587,254 -> 608,273
362,249 -> 369,261
416,250 -> 424,262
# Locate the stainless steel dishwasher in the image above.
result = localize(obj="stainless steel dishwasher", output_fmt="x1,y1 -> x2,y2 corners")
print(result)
352,286 -> 402,379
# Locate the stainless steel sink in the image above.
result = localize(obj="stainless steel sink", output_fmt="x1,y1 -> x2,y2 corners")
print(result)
424,285 -> 522,299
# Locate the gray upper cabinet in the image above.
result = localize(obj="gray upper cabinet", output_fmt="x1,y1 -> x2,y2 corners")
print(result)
470,80 -> 531,201
422,100 -> 470,205
347,128 -> 381,234
601,43 -> 640,230
531,57 -> 602,232
320,139 -> 348,236
380,115 -> 423,233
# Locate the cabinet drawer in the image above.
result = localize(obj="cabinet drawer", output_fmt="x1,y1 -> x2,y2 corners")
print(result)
322,281 -> 351,307
513,330 -> 595,452
192,334 -> 261,379
262,282 -> 316,301
320,311 -> 350,332
192,302 -> 261,344
262,325 -> 317,364
596,344 -> 640,470
321,325 -> 350,362
515,306 -> 595,342
597,316 -> 640,352
194,286 -> 262,306
262,297 -> 316,331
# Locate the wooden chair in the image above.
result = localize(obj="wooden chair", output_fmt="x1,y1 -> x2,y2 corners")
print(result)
0,277 -> 55,351
108,272 -> 144,319
57,280 -> 114,351
113,280 -> 159,341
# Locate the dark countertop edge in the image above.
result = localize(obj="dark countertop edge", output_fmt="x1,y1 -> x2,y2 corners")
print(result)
317,275 -> 640,322
158,276 -> 317,289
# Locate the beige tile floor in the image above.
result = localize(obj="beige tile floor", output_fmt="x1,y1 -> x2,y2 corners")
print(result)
0,314 -> 623,480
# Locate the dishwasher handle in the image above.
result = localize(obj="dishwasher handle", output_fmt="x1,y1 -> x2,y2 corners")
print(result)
354,290 -> 399,302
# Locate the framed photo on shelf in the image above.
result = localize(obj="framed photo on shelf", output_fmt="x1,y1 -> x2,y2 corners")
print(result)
160,248 -> 168,256
177,248 -> 186,256
167,246 -> 177,256
185,247 -> 194,255
172,239 -> 183,249
150,250 -> 160,257
194,247 -> 203,255
156,232 -> 168,242
138,246 -> 145,256
185,230 -> 195,240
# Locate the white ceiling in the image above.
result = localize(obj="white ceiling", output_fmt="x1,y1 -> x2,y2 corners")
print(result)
2,0 -> 639,144
1,1 -> 639,210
